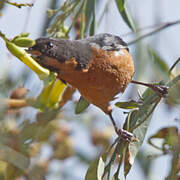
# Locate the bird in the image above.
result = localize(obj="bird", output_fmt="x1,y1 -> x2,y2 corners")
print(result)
27,33 -> 168,141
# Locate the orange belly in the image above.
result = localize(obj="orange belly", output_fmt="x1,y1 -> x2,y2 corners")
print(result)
42,47 -> 134,113
59,48 -> 134,113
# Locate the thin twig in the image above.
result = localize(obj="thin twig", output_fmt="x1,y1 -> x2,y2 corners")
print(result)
5,0 -> 33,8
3,99 -> 29,108
97,0 -> 110,26
0,30 -> 9,41
169,57 -> 180,73
121,22 -> 167,37
127,19 -> 180,45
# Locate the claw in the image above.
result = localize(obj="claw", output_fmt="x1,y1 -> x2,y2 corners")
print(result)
115,128 -> 135,142
151,85 -> 169,97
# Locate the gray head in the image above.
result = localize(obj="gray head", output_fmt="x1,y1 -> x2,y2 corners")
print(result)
82,33 -> 128,51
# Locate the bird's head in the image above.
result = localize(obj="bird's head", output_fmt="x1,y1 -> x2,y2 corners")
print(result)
27,38 -> 67,72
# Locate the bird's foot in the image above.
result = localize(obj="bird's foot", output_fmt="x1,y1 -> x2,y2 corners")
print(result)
115,127 -> 137,142
131,80 -> 169,97
150,84 -> 169,97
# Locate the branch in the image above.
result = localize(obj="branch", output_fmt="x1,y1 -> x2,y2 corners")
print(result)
5,0 -> 33,8
127,19 -> 180,45
0,30 -> 9,42
169,57 -> 180,73
3,99 -> 34,108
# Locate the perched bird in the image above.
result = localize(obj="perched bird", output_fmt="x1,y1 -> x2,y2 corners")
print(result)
27,33 -> 168,141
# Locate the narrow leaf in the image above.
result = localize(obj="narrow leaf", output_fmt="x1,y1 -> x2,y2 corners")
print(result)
115,0 -> 136,32
80,0 -> 87,39
148,47 -> 169,81
97,157 -> 105,180
0,143 -> 30,171
0,0 -> 5,9
123,74 -> 180,176
115,100 -> 142,109
123,89 -> 161,176
89,0 -> 96,36
148,127 -> 179,151
75,96 -> 90,114
85,157 -> 105,180
85,0 -> 96,32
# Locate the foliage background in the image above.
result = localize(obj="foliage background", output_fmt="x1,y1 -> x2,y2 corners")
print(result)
0,0 -> 180,180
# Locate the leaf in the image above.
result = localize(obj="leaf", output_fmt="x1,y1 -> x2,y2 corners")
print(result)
75,96 -> 90,114
148,47 -> 169,81
123,89 -> 161,176
85,156 -> 105,180
47,0 -> 81,36
123,74 -> 180,176
97,157 -> 105,180
5,164 -> 22,180
115,100 -> 142,109
20,109 -> 59,142
148,127 -> 179,152
85,0 -> 96,32
89,0 -> 96,36
0,0 -> 5,10
0,143 -> 30,171
115,0 -> 136,32
104,141 -> 125,179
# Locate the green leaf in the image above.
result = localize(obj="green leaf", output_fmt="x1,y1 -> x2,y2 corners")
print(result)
104,141 -> 125,179
123,74 -> 180,177
148,127 -> 179,152
148,47 -> 169,81
47,0 -> 81,36
85,156 -> 105,180
123,89 -> 161,176
0,0 -> 5,10
75,96 -> 90,114
80,0 -> 88,39
0,143 -> 30,171
89,0 -> 96,36
85,0 -> 96,32
115,0 -> 136,32
20,109 -> 59,142
115,0 -> 124,11
115,100 -> 142,109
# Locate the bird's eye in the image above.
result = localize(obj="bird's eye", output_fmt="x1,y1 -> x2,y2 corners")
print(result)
47,42 -> 53,48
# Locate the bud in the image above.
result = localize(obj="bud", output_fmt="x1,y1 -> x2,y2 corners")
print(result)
13,37 -> 35,47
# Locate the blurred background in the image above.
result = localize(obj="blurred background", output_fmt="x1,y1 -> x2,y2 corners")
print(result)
0,0 -> 180,179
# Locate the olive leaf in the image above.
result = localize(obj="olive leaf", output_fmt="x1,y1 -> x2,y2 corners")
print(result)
115,0 -> 136,32
75,96 -> 90,114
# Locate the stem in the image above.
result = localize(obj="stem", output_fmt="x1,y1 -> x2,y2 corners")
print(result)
3,98 -> 35,108
131,80 -> 169,97
130,99 -> 160,131
0,30 -> 9,42
169,57 -> 180,73
109,112 -> 118,132
5,0 -> 33,8
66,1 -> 84,36
80,0 -> 87,39
128,19 -> 180,45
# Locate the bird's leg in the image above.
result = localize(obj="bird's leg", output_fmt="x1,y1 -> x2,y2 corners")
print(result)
131,80 -> 169,97
109,111 -> 133,142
